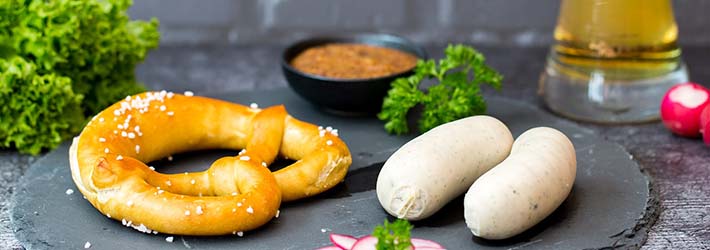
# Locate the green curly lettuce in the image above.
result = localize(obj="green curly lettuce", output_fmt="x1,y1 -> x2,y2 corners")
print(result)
378,44 -> 503,134
0,0 -> 159,154
0,56 -> 84,155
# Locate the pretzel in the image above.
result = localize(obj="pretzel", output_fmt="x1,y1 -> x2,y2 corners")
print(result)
69,91 -> 352,235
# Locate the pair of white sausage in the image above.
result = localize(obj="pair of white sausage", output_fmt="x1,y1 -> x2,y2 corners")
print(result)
375,115 -> 576,240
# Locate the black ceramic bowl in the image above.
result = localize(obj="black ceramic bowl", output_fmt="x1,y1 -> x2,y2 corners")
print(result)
281,34 -> 426,115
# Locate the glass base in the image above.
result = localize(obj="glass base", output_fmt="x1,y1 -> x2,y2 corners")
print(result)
539,55 -> 689,124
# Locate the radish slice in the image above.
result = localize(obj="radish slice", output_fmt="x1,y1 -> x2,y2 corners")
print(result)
660,83 -> 710,137
330,234 -> 357,250
411,238 -> 444,249
316,246 -> 343,250
351,236 -> 378,250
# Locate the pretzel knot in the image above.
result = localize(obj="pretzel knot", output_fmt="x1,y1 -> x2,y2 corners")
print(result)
69,91 -> 352,235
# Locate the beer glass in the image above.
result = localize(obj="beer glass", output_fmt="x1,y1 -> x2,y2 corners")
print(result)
539,0 -> 688,123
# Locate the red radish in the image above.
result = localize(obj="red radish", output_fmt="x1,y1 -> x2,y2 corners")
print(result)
660,83 -> 710,137
702,105 -> 710,144
330,233 -> 357,250
316,246 -> 343,250
351,236 -> 378,250
702,104 -> 710,132
411,238 -> 445,249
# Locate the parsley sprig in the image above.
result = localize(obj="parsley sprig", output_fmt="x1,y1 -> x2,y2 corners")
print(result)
372,219 -> 413,250
377,44 -> 503,134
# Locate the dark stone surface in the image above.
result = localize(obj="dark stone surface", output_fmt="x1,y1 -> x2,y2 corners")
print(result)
1,45 -> 709,249
12,90 -> 648,249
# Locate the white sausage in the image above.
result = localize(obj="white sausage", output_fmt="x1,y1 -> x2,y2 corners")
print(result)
464,127 -> 576,239
376,116 -> 514,220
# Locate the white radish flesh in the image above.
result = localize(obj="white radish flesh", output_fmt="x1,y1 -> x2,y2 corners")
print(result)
377,116 -> 514,220
330,233 -> 357,249
350,236 -> 378,250
411,238 -> 444,249
464,127 -> 576,240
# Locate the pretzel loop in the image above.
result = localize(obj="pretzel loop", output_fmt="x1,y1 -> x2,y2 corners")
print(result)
69,92 -> 352,235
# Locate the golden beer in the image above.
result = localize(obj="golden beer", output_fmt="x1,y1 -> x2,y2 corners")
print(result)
540,0 -> 687,123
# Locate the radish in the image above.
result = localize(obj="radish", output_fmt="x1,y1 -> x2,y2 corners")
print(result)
324,233 -> 445,250
411,238 -> 444,249
350,236 -> 378,250
316,246 -> 343,250
702,105 -> 710,145
330,233 -> 357,249
660,83 -> 710,137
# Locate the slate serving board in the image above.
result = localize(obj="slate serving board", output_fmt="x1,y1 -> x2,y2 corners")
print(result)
12,88 -> 651,249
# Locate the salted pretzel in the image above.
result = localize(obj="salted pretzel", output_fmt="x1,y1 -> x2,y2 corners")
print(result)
69,91 -> 352,235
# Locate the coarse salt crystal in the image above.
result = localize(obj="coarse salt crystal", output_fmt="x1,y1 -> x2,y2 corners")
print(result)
157,190 -> 164,194
246,206 -> 254,214
326,140 -> 333,146
159,105 -> 166,111
319,130 -> 326,137
134,125 -> 141,132
167,156 -> 173,161
231,192 -> 237,196
113,110 -> 121,116
121,131 -> 127,137
249,103 -> 258,109
99,117 -> 104,122
261,162 -> 267,167
196,206 -> 203,215
166,180 -> 172,186
98,137 -> 106,143
237,231 -> 244,237
118,124 -> 124,129
167,111 -> 174,116
321,228 -> 327,233
275,210 -> 280,218
190,179 -> 195,185
184,91 -> 194,96
105,148 -> 109,154
84,241 -> 91,248
128,132 -> 136,139
149,166 -> 155,171
122,219 -> 127,225
116,155 -> 123,161
65,189 -> 74,195
135,145 -> 140,154
167,92 -> 174,98
237,202 -> 242,207
239,156 -> 250,161
166,236 -> 174,243
126,200 -> 133,207
326,126 -> 333,132
184,210 -> 190,216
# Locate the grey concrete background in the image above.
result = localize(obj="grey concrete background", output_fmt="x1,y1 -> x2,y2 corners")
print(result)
128,0 -> 710,46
